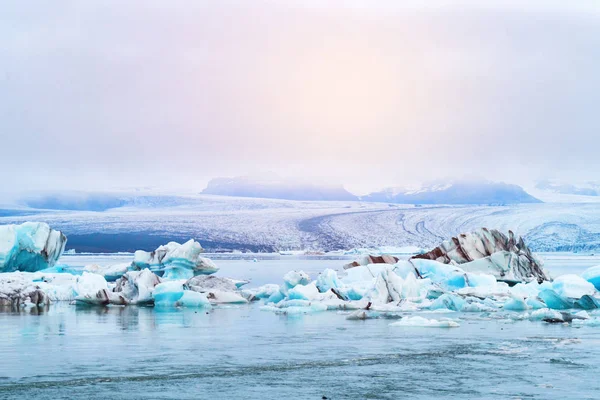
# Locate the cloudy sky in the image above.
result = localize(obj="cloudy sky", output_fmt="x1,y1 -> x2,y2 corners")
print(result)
1,1 -> 599,194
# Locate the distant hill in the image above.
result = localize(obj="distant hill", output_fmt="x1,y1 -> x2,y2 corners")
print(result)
362,180 -> 542,205
535,179 -> 599,197
202,176 -> 358,201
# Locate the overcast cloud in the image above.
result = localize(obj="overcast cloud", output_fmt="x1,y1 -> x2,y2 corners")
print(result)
1,1 -> 599,194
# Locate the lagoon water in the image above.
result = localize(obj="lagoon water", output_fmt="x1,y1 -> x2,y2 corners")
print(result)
2,254 -> 600,399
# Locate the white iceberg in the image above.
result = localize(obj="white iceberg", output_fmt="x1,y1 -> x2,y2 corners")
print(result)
0,222 -> 66,273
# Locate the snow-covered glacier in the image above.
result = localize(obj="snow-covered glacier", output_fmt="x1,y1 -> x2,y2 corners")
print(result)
0,222 -> 66,273
2,196 -> 600,253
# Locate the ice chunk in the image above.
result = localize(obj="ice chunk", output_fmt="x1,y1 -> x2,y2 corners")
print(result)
283,270 -> 311,289
552,274 -> 596,299
412,228 -> 550,283
429,293 -> 466,311
411,259 -> 466,291
132,239 -> 218,280
572,317 -> 600,327
252,284 -> 281,299
503,297 -> 528,311
152,281 -> 211,308
184,275 -> 248,304
346,310 -> 381,320
113,269 -> 161,305
75,289 -> 129,306
0,272 -> 49,307
390,316 -> 460,328
581,265 -> 600,291
526,297 -> 546,310
84,263 -> 130,282
0,222 -> 66,273
316,269 -> 341,292
529,308 -> 564,321
288,283 -> 319,301
574,295 -> 600,310
538,289 -> 574,310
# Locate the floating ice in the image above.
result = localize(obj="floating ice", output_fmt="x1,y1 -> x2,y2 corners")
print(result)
152,281 -> 211,308
113,269 -> 161,305
283,270 -> 311,289
412,228 -> 550,283
581,266 -> 600,291
552,274 -> 596,299
390,316 -> 460,328
503,297 -> 528,311
132,239 -> 218,280
538,289 -> 574,310
316,269 -> 341,292
186,275 -> 248,304
0,222 -> 66,273
84,263 -> 130,282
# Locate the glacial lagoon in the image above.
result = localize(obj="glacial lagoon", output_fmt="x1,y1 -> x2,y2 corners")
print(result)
2,254 -> 600,399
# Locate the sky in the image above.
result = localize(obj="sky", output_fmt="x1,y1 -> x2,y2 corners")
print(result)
1,1 -> 600,195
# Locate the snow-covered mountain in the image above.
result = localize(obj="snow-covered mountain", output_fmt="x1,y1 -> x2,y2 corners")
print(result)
202,175 -> 358,201
362,180 -> 541,205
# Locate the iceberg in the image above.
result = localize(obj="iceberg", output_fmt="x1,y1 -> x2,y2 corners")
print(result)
0,222 -> 66,273
503,297 -> 528,311
412,228 -> 550,283
113,269 -> 161,305
581,265 -> 600,291
132,239 -> 219,280
0,273 -> 49,307
552,274 -> 596,299
185,275 -> 248,304
283,270 -> 311,289
538,289 -> 574,310
84,263 -> 130,282
152,281 -> 211,308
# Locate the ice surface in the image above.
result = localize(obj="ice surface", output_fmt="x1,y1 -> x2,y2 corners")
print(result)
0,222 -> 66,273
132,239 -> 219,280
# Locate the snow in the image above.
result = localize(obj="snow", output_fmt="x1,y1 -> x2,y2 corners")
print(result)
0,222 -> 66,273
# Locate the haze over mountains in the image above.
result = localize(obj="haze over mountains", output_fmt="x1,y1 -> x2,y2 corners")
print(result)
202,176 -> 541,205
